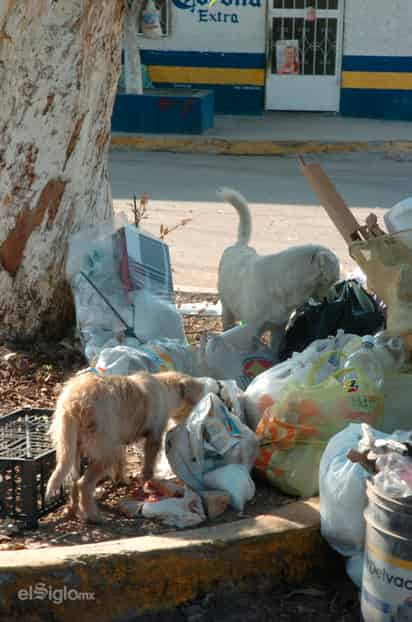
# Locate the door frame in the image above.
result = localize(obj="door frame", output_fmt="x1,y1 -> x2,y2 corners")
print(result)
264,0 -> 346,112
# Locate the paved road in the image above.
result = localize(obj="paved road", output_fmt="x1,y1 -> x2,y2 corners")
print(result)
109,150 -> 412,290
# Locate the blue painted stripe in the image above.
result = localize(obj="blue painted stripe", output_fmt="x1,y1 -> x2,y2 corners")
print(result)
362,588 -> 391,615
342,55 -> 412,73
151,82 -> 264,115
140,50 -> 266,69
341,88 -> 412,121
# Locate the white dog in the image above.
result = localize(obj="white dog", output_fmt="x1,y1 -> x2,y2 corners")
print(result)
217,188 -> 340,355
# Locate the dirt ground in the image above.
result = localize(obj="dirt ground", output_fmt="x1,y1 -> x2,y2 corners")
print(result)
133,578 -> 361,622
0,292 -> 294,551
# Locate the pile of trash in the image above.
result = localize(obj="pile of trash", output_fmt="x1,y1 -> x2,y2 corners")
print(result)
66,183 -> 412,549
298,162 -> 412,622
66,217 -> 272,527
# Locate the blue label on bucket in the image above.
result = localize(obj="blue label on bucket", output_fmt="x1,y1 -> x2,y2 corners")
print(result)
362,548 -> 412,622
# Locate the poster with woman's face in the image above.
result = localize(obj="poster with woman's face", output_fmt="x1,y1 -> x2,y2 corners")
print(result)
276,40 -> 300,75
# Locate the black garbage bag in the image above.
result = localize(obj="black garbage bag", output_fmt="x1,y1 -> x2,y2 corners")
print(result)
279,279 -> 386,362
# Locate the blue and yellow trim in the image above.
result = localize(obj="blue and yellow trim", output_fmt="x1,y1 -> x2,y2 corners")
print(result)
140,50 -> 266,114
341,55 -> 412,121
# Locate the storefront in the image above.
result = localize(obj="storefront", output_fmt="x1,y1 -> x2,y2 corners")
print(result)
137,0 -> 412,120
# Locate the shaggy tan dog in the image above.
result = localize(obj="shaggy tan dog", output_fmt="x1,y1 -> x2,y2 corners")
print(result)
46,371 -> 204,523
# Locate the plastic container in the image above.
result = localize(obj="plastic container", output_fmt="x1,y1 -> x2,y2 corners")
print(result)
141,0 -> 162,38
343,335 -> 384,392
384,197 -> 412,250
361,481 -> 412,622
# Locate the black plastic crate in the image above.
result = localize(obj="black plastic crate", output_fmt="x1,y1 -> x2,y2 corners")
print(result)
0,407 -> 65,529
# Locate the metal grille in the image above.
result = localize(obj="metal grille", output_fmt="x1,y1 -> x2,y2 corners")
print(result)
271,0 -> 339,76
274,0 -> 338,8
0,409 -> 54,460
0,408 -> 65,528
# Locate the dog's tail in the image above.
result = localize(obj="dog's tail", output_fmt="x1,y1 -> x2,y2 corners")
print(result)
45,405 -> 79,501
218,187 -> 251,245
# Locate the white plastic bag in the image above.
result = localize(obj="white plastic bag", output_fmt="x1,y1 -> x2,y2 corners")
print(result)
319,423 -> 410,587
200,327 -> 275,391
133,290 -> 186,343
165,394 -> 259,505
203,464 -> 255,512
95,339 -> 199,376
95,345 -> 162,375
141,487 -> 206,528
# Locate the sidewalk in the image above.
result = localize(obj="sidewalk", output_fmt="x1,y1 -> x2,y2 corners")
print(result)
111,111 -> 412,156
0,499 -> 342,622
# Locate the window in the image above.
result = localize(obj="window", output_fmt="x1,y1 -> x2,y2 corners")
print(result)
137,0 -> 170,37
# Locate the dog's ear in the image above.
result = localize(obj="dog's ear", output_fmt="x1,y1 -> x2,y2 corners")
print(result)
179,378 -> 203,404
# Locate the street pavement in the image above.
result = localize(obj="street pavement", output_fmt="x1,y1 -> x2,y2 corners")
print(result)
109,150 -> 412,290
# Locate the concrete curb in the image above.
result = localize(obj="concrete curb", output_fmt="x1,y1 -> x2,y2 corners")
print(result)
0,499 -> 339,622
111,133 -> 412,156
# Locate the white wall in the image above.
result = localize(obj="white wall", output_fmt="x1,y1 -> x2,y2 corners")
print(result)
344,0 -> 412,56
140,0 -> 266,54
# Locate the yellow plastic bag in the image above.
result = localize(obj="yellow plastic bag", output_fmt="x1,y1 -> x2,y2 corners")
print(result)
254,353 -> 383,497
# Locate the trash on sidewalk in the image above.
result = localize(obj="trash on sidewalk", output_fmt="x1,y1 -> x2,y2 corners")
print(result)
244,330 -> 364,431
118,483 -> 206,529
200,323 -> 276,390
384,196 -> 412,250
141,487 -> 206,529
244,331 -> 408,497
67,218 -> 178,364
279,279 -> 386,362
165,393 -> 259,511
95,339 -> 199,376
203,464 -> 255,512
319,423 -> 412,589
201,489 -> 230,519
300,159 -> 412,337
361,480 -> 412,622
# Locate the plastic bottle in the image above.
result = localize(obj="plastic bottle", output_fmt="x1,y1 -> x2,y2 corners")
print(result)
141,0 -> 162,39
373,332 -> 407,370
342,335 -> 384,392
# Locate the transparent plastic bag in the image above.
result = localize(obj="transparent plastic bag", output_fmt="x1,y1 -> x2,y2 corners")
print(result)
200,328 -> 275,391
244,332 -> 362,431
95,339 -> 199,376
319,424 -> 411,588
254,351 -> 383,497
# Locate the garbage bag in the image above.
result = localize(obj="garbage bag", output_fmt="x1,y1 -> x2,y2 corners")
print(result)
141,487 -> 206,529
244,331 -> 362,431
203,465 -> 255,512
200,327 -> 275,391
250,347 -> 383,497
280,280 -> 385,362
95,339 -> 199,376
319,424 -> 410,587
132,290 -> 186,344
165,394 -> 259,503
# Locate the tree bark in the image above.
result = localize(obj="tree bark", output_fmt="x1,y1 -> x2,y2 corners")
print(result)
0,0 -> 124,341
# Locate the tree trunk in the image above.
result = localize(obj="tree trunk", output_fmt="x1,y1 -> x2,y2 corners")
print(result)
0,0 -> 124,341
